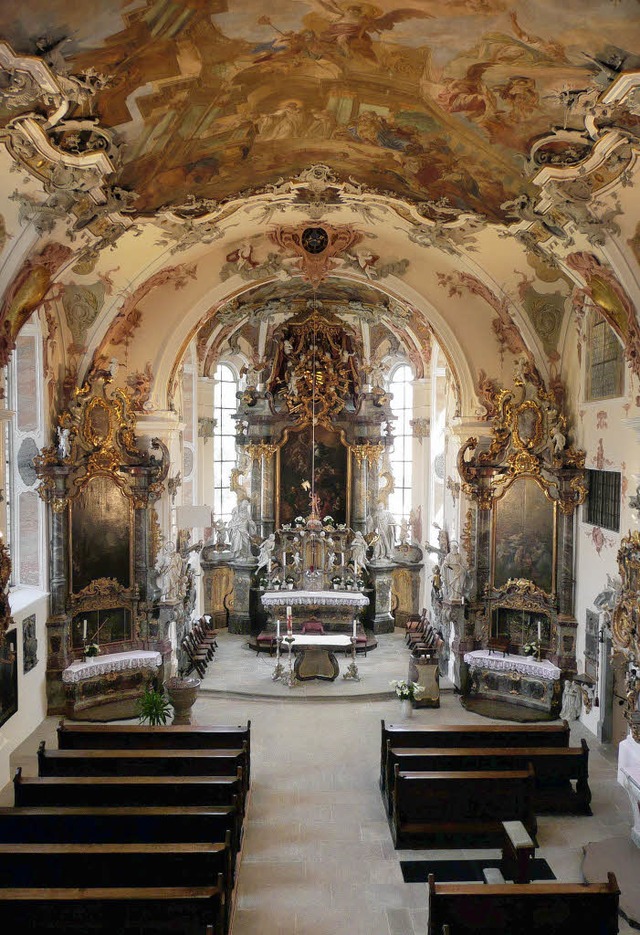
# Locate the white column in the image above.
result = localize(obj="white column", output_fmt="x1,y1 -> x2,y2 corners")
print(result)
411,375 -> 431,609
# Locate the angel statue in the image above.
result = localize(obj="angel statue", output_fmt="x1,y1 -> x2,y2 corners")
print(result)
256,533 -> 276,573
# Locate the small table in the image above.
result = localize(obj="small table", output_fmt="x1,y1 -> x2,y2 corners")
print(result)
283,634 -> 352,681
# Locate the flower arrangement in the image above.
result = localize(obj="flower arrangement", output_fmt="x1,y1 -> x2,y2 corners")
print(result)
84,642 -> 100,658
390,679 -> 425,701
294,516 -> 305,526
522,639 -> 540,658
331,574 -> 342,584
323,515 -> 334,526
285,574 -> 295,584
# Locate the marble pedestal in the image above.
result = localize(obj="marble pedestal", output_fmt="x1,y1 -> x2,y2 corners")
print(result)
369,563 -> 395,634
617,734 -> 640,785
408,655 -> 440,708
228,562 -> 256,634
446,602 -> 471,691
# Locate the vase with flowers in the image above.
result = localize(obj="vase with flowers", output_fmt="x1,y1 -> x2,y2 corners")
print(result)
522,639 -> 541,659
390,678 -> 425,718
84,642 -> 100,663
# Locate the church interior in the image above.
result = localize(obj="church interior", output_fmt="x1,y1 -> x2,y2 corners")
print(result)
0,1 -> 640,932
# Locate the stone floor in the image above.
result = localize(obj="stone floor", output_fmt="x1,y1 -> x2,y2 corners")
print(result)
3,630 -> 637,934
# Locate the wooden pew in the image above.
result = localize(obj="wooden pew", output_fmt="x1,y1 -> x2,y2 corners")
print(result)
0,841 -> 234,933
427,872 -> 620,935
38,742 -> 250,798
380,719 -> 570,792
383,741 -> 591,815
0,804 -> 241,855
57,722 -> 251,780
13,767 -> 243,811
391,765 -> 536,848
0,884 -> 225,934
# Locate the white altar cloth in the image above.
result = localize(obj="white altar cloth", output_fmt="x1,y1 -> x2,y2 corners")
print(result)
463,649 -> 561,681
62,650 -> 162,684
262,589 -> 368,609
283,634 -> 352,648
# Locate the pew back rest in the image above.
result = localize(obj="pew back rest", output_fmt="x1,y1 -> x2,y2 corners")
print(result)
427,872 -> 620,935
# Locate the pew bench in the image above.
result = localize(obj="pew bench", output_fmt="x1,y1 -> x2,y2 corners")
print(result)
383,741 -> 591,815
13,767 -> 244,811
500,820 -> 535,884
38,742 -> 250,798
380,719 -> 570,792
57,720 -> 250,759
427,872 -> 620,935
0,842 -> 234,933
0,805 -> 242,863
0,884 -> 226,934
391,766 -> 537,848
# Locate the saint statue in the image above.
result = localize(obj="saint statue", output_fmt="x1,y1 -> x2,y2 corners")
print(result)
350,531 -> 369,576
256,533 -> 276,572
155,542 -> 184,602
442,541 -> 467,603
559,679 -> 581,721
228,499 -> 256,560
368,503 -> 396,562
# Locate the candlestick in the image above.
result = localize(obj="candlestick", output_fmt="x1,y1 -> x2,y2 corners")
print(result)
82,619 -> 87,641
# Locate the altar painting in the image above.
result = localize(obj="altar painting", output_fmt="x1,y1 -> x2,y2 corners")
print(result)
71,475 -> 131,593
277,425 -> 348,526
0,628 -> 17,727
493,478 -> 554,593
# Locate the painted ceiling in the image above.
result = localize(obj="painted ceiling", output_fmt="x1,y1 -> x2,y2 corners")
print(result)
1,0 -> 639,219
0,0 -> 639,420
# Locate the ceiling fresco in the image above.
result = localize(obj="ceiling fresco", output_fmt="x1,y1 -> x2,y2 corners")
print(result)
1,0 -> 639,220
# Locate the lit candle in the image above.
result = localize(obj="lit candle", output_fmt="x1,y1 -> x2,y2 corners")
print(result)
276,618 -> 280,639
82,619 -> 87,641
352,618 -> 357,639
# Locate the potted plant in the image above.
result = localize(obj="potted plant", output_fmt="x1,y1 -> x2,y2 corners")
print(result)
331,574 -> 342,590
285,574 -> 295,590
294,515 -> 305,528
272,577 -> 282,590
323,515 -> 334,528
522,639 -> 540,658
258,576 -> 267,590
390,679 -> 425,718
345,577 -> 355,591
137,685 -> 172,725
84,642 -> 100,663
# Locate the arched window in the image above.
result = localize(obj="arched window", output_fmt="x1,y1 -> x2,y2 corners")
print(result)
388,363 -> 413,522
4,320 -> 45,588
212,363 -> 239,523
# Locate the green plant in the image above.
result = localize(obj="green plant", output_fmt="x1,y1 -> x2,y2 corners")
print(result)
84,642 -> 100,657
137,686 -> 172,725
390,679 -> 424,701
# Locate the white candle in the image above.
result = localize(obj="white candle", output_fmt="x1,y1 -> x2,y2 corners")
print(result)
82,619 -> 87,641
537,619 -> 541,641
352,618 -> 357,639
286,605 -> 292,618
276,619 -> 280,639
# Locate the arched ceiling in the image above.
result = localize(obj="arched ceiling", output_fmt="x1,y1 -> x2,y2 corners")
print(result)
0,0 -> 639,423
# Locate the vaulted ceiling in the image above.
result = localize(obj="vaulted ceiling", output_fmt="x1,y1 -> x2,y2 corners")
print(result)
0,0 -> 639,420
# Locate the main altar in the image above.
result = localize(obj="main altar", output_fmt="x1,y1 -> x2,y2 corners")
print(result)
200,305 -> 424,637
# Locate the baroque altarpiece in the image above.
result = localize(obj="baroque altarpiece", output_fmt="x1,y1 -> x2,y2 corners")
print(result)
451,364 -> 587,712
201,305 -> 423,634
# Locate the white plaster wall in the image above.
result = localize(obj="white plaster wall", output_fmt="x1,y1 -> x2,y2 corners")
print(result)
0,590 -> 49,791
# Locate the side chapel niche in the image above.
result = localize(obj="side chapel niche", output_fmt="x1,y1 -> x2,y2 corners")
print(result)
201,303 -> 424,634
35,376 -> 169,714
457,363 -> 586,684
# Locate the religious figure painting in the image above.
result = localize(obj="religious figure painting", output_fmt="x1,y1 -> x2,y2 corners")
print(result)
493,478 -> 554,593
0,628 -> 17,728
278,425 -> 348,526
71,475 -> 131,593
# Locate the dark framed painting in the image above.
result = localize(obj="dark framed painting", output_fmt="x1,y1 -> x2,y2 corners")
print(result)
22,614 -> 37,673
71,475 -> 131,593
277,424 -> 349,526
585,609 -> 600,681
71,608 -> 132,649
493,477 -> 555,593
0,628 -> 17,727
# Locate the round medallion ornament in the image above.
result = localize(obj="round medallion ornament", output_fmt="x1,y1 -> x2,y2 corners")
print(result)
301,227 -> 328,254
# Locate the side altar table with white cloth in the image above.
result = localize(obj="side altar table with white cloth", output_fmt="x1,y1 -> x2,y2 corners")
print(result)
261,590 -> 369,610
463,650 -> 562,716
62,650 -> 164,721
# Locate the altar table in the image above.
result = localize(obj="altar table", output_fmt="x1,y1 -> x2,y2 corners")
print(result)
62,651 -> 162,684
261,590 -> 369,609
463,650 -> 561,716
282,633 -> 352,682
62,651 -> 163,721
